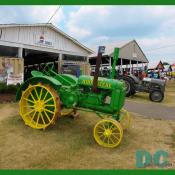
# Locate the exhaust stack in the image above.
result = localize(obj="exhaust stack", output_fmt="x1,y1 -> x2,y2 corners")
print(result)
92,46 -> 105,93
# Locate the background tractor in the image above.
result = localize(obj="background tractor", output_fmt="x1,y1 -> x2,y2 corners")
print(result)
96,51 -> 166,102
117,74 -> 165,102
16,46 -> 130,148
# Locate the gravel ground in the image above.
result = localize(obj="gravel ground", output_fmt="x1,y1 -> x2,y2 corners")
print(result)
125,100 -> 175,120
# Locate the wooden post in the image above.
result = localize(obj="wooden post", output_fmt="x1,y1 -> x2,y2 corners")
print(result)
130,59 -> 132,74
120,58 -> 123,75
86,56 -> 89,63
18,47 -> 23,58
109,56 -> 112,67
58,53 -> 63,73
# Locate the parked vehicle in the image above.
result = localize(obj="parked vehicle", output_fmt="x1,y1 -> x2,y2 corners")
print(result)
98,52 -> 166,102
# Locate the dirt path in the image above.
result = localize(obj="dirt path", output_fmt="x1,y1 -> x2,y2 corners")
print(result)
0,103 -> 18,122
125,100 -> 175,120
1,101 -> 174,122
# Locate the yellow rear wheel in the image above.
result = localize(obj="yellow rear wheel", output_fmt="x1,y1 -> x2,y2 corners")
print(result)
119,108 -> 131,130
19,84 -> 60,129
93,119 -> 123,148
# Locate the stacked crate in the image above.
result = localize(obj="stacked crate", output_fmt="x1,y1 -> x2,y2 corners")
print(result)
0,57 -> 24,84
0,57 -> 24,74
58,60 -> 91,76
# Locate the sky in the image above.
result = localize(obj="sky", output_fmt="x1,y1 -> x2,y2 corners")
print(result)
0,5 -> 175,67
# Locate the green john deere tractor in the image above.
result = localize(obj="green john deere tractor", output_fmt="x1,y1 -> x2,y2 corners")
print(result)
16,47 -> 130,148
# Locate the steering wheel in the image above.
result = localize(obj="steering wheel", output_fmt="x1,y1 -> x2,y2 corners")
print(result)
42,62 -> 54,75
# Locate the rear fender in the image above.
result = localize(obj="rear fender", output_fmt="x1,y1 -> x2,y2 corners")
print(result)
58,74 -> 77,86
128,75 -> 140,84
16,76 -> 62,101
61,74 -> 77,84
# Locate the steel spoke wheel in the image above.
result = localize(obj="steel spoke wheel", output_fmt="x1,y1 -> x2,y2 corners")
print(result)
119,108 -> 131,130
93,119 -> 123,148
19,84 -> 60,129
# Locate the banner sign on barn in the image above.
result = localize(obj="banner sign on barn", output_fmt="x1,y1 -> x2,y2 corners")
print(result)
0,57 -> 24,84
7,73 -> 23,85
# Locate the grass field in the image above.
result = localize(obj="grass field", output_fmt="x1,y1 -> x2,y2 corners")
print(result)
127,80 -> 175,107
0,80 -> 175,169
0,103 -> 175,169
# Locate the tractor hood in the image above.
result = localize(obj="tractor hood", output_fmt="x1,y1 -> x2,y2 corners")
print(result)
143,77 -> 166,86
78,75 -> 125,90
151,78 -> 166,86
143,77 -> 166,92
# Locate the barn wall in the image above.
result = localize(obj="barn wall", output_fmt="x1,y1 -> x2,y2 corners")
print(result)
134,42 -> 148,63
0,26 -> 90,56
119,41 -> 148,62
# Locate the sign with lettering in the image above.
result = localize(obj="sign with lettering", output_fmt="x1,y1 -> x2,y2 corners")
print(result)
81,79 -> 112,89
7,73 -> 23,85
36,35 -> 53,47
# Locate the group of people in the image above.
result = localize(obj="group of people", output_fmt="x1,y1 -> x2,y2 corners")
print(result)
94,66 -> 175,81
123,69 -> 174,80
147,70 -> 175,80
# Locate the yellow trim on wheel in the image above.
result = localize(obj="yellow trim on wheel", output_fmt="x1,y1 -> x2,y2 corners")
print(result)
19,84 -> 60,129
93,119 -> 123,148
119,108 -> 131,130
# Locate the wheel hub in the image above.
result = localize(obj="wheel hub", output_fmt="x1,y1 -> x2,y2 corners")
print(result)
103,129 -> 112,137
34,100 -> 45,112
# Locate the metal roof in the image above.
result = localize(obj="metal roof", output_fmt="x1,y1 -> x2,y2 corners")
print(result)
89,40 -> 148,63
0,23 -> 94,54
90,40 -> 131,56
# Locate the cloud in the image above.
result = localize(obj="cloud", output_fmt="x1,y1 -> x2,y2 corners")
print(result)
137,37 -> 175,66
65,6 -> 166,41
138,37 -> 175,50
0,6 -> 64,25
66,6 -> 111,39
65,6 -> 175,44
64,6 -> 175,66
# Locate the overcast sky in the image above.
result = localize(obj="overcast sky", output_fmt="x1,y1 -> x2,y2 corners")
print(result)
0,5 -> 175,67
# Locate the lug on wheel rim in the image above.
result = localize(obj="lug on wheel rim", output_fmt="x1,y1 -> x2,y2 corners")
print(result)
119,108 -> 131,130
19,84 -> 60,129
93,119 -> 123,148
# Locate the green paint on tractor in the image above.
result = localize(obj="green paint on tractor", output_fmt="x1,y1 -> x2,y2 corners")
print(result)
17,48 -> 125,115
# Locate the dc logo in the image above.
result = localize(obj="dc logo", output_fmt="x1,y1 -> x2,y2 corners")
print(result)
136,150 -> 170,168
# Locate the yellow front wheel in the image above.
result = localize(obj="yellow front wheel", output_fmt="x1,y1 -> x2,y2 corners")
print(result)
93,119 -> 123,148
19,84 -> 60,129
119,108 -> 131,130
